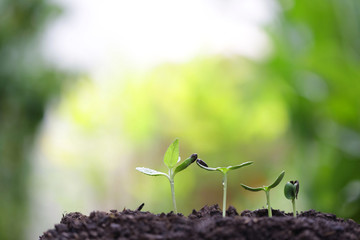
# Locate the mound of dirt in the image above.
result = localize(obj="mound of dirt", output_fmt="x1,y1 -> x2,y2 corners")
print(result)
40,204 -> 360,240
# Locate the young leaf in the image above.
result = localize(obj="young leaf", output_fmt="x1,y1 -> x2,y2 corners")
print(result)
240,184 -> 263,192
228,161 -> 253,170
173,153 -> 198,176
163,139 -> 179,169
284,180 -> 299,200
284,182 -> 296,200
135,167 -> 169,178
268,171 -> 285,189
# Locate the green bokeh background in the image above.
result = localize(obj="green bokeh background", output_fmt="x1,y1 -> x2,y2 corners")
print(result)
0,1 -> 66,239
1,0 -> 360,239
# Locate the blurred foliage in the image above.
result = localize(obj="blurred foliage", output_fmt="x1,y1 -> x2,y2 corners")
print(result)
0,0 -> 66,239
266,0 -> 360,220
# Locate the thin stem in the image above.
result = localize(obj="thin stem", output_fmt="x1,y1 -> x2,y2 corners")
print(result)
292,198 -> 296,217
170,179 -> 177,214
222,173 -> 228,217
265,190 -> 272,217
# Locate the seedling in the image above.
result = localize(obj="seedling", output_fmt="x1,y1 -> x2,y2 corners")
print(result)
136,139 -> 197,214
284,180 -> 299,217
241,171 -> 285,217
196,159 -> 253,217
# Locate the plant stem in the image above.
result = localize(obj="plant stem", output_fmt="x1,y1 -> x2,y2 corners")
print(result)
170,179 -> 177,214
222,173 -> 228,217
265,190 -> 272,217
292,198 -> 296,217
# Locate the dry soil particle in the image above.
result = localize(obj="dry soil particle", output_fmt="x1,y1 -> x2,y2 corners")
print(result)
40,205 -> 360,240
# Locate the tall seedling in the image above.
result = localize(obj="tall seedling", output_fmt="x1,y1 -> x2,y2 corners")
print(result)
196,159 -> 253,217
136,139 -> 197,213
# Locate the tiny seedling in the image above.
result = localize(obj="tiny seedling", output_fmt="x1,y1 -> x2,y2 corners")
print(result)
196,159 -> 253,217
136,139 -> 197,214
284,180 -> 299,217
241,171 -> 285,217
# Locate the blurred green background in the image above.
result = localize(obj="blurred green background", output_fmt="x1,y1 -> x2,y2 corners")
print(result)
1,0 -> 360,239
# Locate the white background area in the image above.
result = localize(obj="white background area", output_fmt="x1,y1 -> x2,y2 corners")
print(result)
42,0 -> 275,74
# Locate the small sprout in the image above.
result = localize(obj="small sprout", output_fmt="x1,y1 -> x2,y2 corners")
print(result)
136,139 -> 198,213
196,159 -> 253,217
241,171 -> 285,217
284,180 -> 299,217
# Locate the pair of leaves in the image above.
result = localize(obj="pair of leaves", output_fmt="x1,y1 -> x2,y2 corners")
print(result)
241,171 -> 285,192
136,139 -> 197,180
284,180 -> 299,200
196,159 -> 253,174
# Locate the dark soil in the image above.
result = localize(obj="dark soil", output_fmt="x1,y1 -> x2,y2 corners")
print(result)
40,204 -> 360,240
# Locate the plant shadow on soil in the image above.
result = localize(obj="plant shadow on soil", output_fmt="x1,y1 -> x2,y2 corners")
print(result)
40,204 -> 360,240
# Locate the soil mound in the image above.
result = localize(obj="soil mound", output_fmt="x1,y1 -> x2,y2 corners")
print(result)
40,204 -> 360,240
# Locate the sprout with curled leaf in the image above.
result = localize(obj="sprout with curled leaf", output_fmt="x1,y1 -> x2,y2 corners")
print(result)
136,139 -> 197,213
196,159 -> 253,217
284,180 -> 299,217
241,171 -> 285,217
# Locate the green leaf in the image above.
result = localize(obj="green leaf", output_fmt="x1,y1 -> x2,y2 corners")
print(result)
173,153 -> 198,176
284,182 -> 296,200
163,139 -> 180,169
268,171 -> 285,189
240,184 -> 264,192
284,180 -> 299,200
136,167 -> 169,178
228,161 -> 253,170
